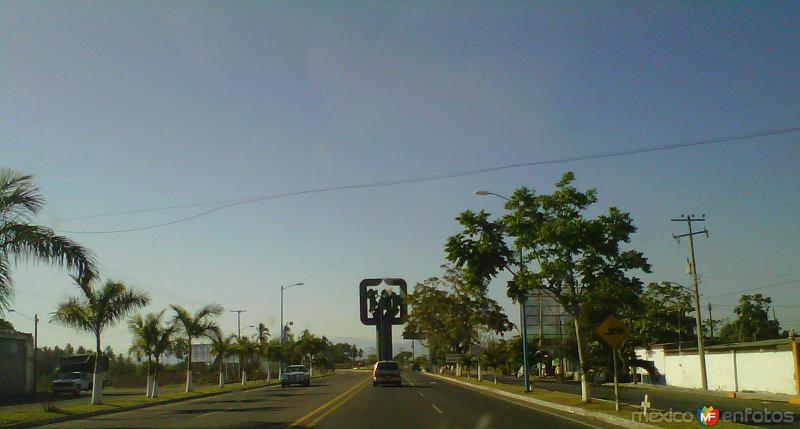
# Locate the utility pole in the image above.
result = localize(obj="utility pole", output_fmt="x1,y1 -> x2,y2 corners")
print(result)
707,303 -> 714,339
230,310 -> 246,339
230,310 -> 245,379
672,214 -> 709,390
33,314 -> 38,395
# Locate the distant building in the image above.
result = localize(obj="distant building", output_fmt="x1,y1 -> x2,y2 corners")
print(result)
0,330 -> 34,395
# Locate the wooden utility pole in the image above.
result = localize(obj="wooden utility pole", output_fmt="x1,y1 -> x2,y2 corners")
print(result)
707,303 -> 714,338
672,214 -> 709,390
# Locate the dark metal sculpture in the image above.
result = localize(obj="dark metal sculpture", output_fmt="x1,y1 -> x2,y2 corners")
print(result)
359,278 -> 407,361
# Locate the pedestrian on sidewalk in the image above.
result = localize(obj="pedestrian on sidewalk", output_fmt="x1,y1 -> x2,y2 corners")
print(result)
555,363 -> 562,384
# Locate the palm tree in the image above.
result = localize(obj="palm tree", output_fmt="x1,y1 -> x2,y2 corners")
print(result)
128,310 -> 172,398
128,312 -> 159,397
170,304 -> 223,392
234,336 -> 259,385
0,169 -> 95,313
254,323 -> 270,381
51,273 -> 149,405
150,318 -> 173,398
209,330 -> 234,388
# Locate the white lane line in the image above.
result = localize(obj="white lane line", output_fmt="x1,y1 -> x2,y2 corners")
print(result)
431,403 -> 444,414
418,392 -> 425,398
196,410 -> 221,418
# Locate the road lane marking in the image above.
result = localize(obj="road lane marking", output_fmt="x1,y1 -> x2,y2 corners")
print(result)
196,410 -> 221,418
431,403 -> 444,414
290,376 -> 369,427
304,381 -> 369,427
418,392 -> 425,398
427,374 -> 605,429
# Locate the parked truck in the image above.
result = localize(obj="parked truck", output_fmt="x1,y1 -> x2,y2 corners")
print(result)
51,354 -> 109,395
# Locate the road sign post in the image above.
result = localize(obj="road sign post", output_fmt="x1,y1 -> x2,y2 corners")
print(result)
594,315 -> 630,412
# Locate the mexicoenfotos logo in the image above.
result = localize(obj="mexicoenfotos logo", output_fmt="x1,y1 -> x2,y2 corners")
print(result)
697,406 -> 720,426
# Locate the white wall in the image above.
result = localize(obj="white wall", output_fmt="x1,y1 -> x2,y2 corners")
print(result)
635,346 -> 797,395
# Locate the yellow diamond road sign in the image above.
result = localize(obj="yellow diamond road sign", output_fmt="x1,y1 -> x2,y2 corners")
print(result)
594,315 -> 630,349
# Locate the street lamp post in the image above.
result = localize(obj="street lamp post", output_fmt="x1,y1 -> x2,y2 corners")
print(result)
279,282 -> 304,379
474,190 -> 531,392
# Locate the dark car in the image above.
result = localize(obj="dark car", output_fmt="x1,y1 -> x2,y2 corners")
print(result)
372,360 -> 401,387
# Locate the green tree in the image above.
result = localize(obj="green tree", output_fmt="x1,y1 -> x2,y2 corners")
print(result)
150,318 -> 173,397
128,310 -> 172,397
0,318 -> 13,330
170,304 -> 223,392
718,294 -> 784,343
632,282 -> 693,347
403,265 -> 513,370
394,350 -> 414,367
445,172 -> 650,402
51,273 -> 149,404
209,330 -> 234,388
233,336 -> 259,384
0,169 -> 95,313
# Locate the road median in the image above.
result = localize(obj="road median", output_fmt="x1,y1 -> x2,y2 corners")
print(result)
0,373 -> 336,429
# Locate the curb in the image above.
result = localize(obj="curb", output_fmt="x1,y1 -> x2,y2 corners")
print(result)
424,372 -> 658,429
2,373 -> 336,429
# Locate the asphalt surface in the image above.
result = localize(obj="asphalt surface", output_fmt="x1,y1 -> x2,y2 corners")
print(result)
34,371 -> 618,428
493,375 -> 800,428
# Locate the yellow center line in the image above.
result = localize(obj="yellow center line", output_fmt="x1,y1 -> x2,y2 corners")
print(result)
289,375 -> 370,427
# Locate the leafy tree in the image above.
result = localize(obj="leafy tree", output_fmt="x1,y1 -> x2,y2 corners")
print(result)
718,294 -> 784,343
51,273 -> 149,404
170,304 -> 223,392
394,351 -> 414,366
445,172 -> 650,402
128,310 -> 172,397
403,265 -> 513,368
0,169 -> 96,313
0,318 -> 13,330
632,282 -> 693,346
150,318 -> 173,396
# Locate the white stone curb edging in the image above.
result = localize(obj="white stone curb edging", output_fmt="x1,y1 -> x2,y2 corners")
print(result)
423,372 -> 658,429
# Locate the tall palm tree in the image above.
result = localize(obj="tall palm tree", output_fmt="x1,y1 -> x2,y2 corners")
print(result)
0,169 -> 95,313
234,336 -> 259,385
170,304 -> 223,392
51,273 -> 149,405
150,316 -> 173,398
209,330 -> 234,388
128,312 -> 159,397
254,322 -> 270,381
128,310 -> 172,398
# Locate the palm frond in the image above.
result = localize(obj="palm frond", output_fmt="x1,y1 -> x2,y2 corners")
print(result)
0,254 -> 11,313
0,169 -> 44,219
51,297 -> 95,333
2,223 -> 96,278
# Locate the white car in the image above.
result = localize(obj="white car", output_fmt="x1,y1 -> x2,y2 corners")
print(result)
281,365 -> 310,387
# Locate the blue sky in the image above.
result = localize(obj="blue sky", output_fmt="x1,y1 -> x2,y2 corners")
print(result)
2,1 -> 799,353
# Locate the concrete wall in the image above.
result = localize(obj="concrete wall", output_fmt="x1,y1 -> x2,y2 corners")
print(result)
0,331 -> 34,396
635,346 -> 797,395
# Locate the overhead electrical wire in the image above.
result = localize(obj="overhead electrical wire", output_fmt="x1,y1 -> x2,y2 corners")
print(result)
56,125 -> 800,234
706,278 -> 800,299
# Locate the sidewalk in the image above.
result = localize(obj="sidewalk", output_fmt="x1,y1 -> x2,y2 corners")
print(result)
608,382 -> 797,403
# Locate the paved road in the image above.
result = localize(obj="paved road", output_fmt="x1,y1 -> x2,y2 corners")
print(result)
36,371 -> 616,428
493,375 -> 800,428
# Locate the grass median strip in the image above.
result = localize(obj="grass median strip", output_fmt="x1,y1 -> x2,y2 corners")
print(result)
0,374 -> 336,428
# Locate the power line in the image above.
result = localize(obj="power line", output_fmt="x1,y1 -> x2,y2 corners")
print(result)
706,278 -> 800,299
56,125 -> 800,235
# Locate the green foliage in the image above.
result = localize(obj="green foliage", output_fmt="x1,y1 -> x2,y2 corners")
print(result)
445,172 -> 650,401
0,318 -> 13,330
0,169 -> 96,313
51,273 -> 150,372
403,265 -> 513,362
631,282 -> 693,347
718,294 -> 785,343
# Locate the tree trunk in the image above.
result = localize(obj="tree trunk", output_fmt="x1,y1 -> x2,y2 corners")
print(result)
573,317 -> 591,403
92,333 -> 103,405
145,357 -> 152,397
185,338 -> 194,392
219,354 -> 225,388
151,361 -> 159,398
